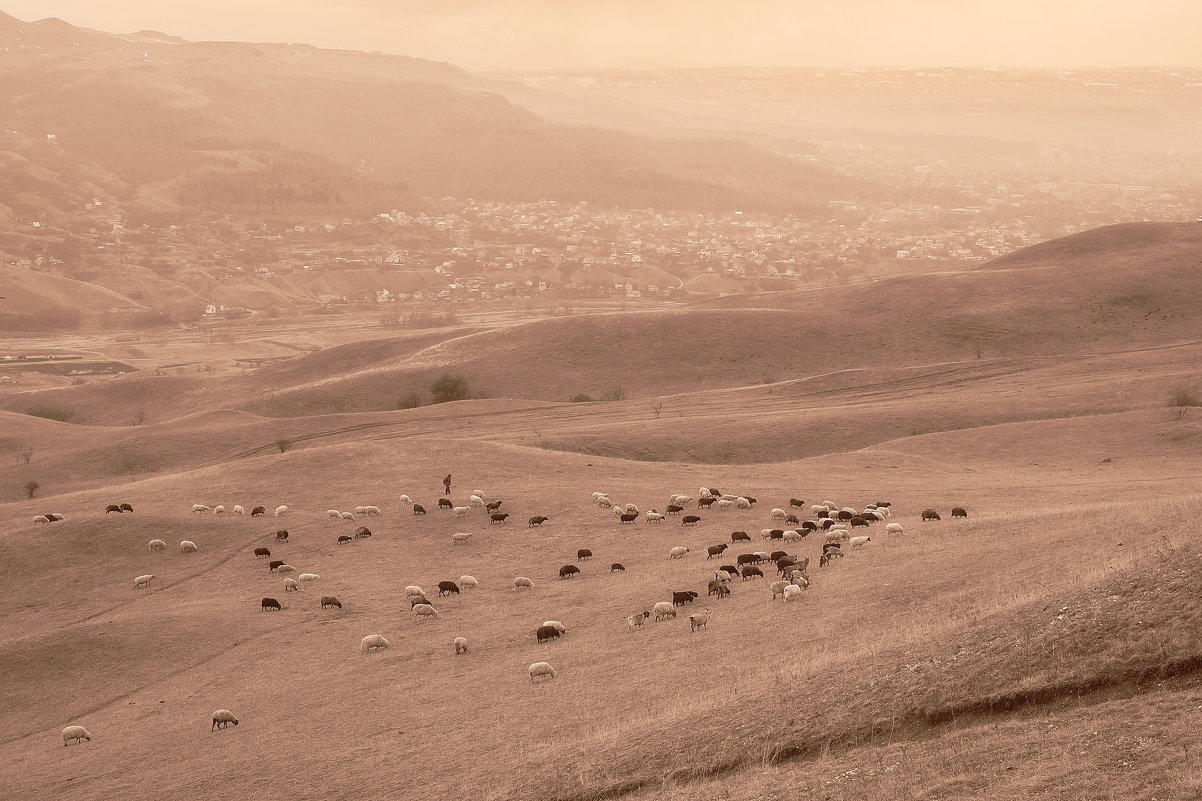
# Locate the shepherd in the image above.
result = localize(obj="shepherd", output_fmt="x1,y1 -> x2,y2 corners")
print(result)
443,474 -> 452,495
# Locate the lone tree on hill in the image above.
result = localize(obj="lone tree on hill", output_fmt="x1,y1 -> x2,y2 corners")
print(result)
24,481 -> 40,499
430,374 -> 470,404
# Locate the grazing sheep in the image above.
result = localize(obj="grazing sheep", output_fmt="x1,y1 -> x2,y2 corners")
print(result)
437,581 -> 460,596
618,512 -> 639,524
275,530 -> 289,542
536,624 -> 562,644
191,504 -> 210,514
32,515 -> 49,524
273,505 -> 288,517
454,636 -> 468,654
398,494 -> 412,505
652,601 -> 677,621
707,543 -> 729,559
770,580 -> 792,599
106,504 -> 123,514
591,491 -> 609,502
119,505 -> 133,516
708,579 -> 726,595
253,547 -> 271,558
211,710 -> 239,731
251,506 -> 266,517
558,565 -> 581,579
627,611 -> 650,629
735,497 -> 752,509
783,585 -> 803,602
261,597 -> 282,611
453,506 -> 471,518
490,513 -> 510,524
352,526 -> 372,539
438,498 -> 455,510
886,523 -> 904,535
952,507 -> 968,518
513,577 -> 535,590
610,563 -> 625,573
62,725 -> 91,745
409,595 -> 432,608
645,511 -> 665,523
731,531 -> 751,543
597,496 -> 614,507
275,565 -> 297,575
669,546 -> 690,559
849,536 -> 871,549
801,521 -> 818,531
213,505 -> 225,515
321,596 -> 342,609
741,566 -> 764,580
528,662 -> 556,683
624,503 -> 639,514
672,590 -> 699,606
269,560 -> 286,572
404,586 -> 425,598
528,516 -> 549,527
149,539 -> 166,552
718,565 -> 739,579
299,573 -> 320,584
688,609 -> 712,632
736,553 -> 759,568
715,499 -> 734,510
469,495 -> 485,508
922,509 -> 941,521
339,511 -> 356,522
413,504 -> 427,515
665,504 -> 684,516
577,549 -> 593,560
284,578 -> 299,592
360,634 -> 390,653
413,603 -> 438,621
131,575 -> 155,591
782,530 -> 803,542
233,505 -> 245,515
459,575 -> 478,589
681,515 -> 701,526
770,507 -> 787,520
327,510 -> 341,520
452,532 -> 472,544
486,500 -> 503,513
850,515 -> 870,528
180,541 -> 198,553
338,535 -> 353,545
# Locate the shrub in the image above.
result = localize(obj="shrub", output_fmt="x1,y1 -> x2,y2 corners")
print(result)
24,481 -> 39,499
603,386 -> 629,402
430,374 -> 470,404
398,392 -> 424,410
570,394 -> 594,403
23,405 -> 74,423
276,438 -> 292,453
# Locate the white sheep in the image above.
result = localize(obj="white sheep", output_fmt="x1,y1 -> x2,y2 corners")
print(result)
404,585 -> 425,598
612,505 -> 626,519
715,499 -> 734,510
542,620 -> 566,635
180,540 -> 198,553
275,564 -> 297,575
513,577 -> 535,590
454,636 -> 468,655
360,634 -> 390,653
133,574 -> 155,589
674,494 -> 693,505
398,494 -> 412,505
720,494 -> 738,502
669,546 -> 690,559
459,575 -> 478,589
688,608 -> 712,632
327,510 -> 341,520
597,496 -> 614,507
645,511 -> 665,523
453,506 -> 470,517
886,523 -> 904,535
810,504 -> 826,515
469,494 -> 485,507
735,497 -> 752,509
339,511 -> 356,522
782,530 -> 802,542
363,505 -> 381,516
770,580 -> 792,599
653,601 -> 677,620
191,504 -> 210,514
625,503 -> 639,514
213,505 -> 225,515
849,535 -> 871,549
770,507 -> 787,520
62,725 -> 92,745
699,487 -> 713,498
626,611 -> 650,629
451,532 -> 472,544
528,661 -> 556,683
713,569 -> 733,584
33,515 -> 49,524
472,489 -> 485,499
413,603 -> 438,621
273,505 -> 288,517
354,505 -> 368,514
822,501 -> 837,510
760,528 -> 775,539
211,709 -> 239,731
591,491 -> 609,502
298,573 -> 320,584
233,505 -> 245,515
148,539 -> 166,552
283,578 -> 299,592
783,585 -> 803,602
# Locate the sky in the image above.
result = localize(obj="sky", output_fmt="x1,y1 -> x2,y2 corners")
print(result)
6,0 -> 1202,71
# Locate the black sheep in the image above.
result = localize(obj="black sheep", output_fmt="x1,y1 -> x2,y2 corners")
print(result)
682,515 -> 701,526
665,504 -> 684,515
105,504 -> 123,514
951,507 -> 968,518
558,564 -> 580,579
610,563 -> 625,573
438,498 -> 454,510
672,591 -> 699,606
268,560 -> 286,572
437,581 -> 460,596
275,530 -> 289,542
706,544 -> 728,559
261,597 -> 282,611
253,547 -> 271,558
337,535 -> 352,545
119,503 -> 134,513
490,512 -> 509,524
250,506 -> 266,517
741,566 -> 764,580
413,504 -> 426,515
528,516 -> 549,527
618,512 -> 638,523
730,531 -> 751,542
577,549 -> 593,560
535,625 -> 561,644
788,498 -> 806,508
354,526 -> 372,539
486,500 -> 503,512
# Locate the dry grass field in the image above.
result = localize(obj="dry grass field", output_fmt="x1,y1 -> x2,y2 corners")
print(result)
2,222 -> 1202,800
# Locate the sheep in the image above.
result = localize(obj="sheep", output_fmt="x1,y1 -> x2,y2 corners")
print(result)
735,497 -> 752,509
783,584 -> 803,602
149,539 -> 166,552
284,578 -> 299,592
299,573 -> 320,584
787,572 -> 810,589
438,499 -> 454,510
590,491 -> 609,502
213,505 -> 225,515
261,597 -> 281,611
708,578 -> 726,595
180,540 -> 198,553
559,564 -> 581,579
618,512 -> 639,524
528,516 -> 549,527
770,507 -> 787,520
922,509 -> 941,521
513,577 -> 535,590
681,515 -> 701,526
459,575 -> 478,589
672,590 -> 699,606
528,661 -> 556,683
191,504 -> 210,514
610,563 -> 626,573
360,634 -> 390,653
338,535 -> 353,545
665,504 -> 685,516
597,496 -> 614,507
32,515 -> 49,524
770,580 -> 792,599
688,609 -> 712,632
886,523 -> 904,536
486,500 -> 503,513
253,547 -> 271,558
453,505 -> 471,517
645,511 -> 665,523
627,611 -> 650,629
413,504 -> 427,515
45,512 -> 65,521
233,505 -> 245,515
782,530 -> 803,542
851,515 -> 870,528
106,504 -> 123,514
211,710 -> 239,731
952,507 -> 968,518
62,725 -> 92,745
736,553 -> 760,568
715,499 -> 735,511
731,531 -> 751,543
339,511 -> 356,522
273,505 -> 288,517
269,560 -> 286,572
398,494 -> 412,505
699,487 -> 713,498
452,532 -> 472,544
454,636 -> 468,655
321,596 -> 342,609
409,595 -> 432,608
652,601 -> 677,621
718,565 -> 739,579
327,510 -> 341,520
121,503 -> 137,513
470,495 -> 485,508
669,546 -> 690,559
707,543 -> 729,559
251,506 -> 266,517
275,565 -> 297,575
413,603 -> 438,621
275,530 -> 289,542
404,586 -> 425,598
849,536 -> 871,549
741,566 -> 764,580
577,549 -> 593,561
697,497 -> 717,510
490,513 -> 510,524
612,505 -> 626,519
437,581 -> 460,596
536,624 -> 562,644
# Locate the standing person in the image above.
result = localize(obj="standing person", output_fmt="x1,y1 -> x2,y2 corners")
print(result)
443,474 -> 452,496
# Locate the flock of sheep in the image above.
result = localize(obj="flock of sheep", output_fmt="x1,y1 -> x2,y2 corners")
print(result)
51,484 -> 969,744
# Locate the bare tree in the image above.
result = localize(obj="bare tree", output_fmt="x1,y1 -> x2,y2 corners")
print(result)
24,480 -> 40,499
652,401 -> 664,419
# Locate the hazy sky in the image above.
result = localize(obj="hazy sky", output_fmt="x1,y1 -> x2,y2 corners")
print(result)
7,1 -> 1202,71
